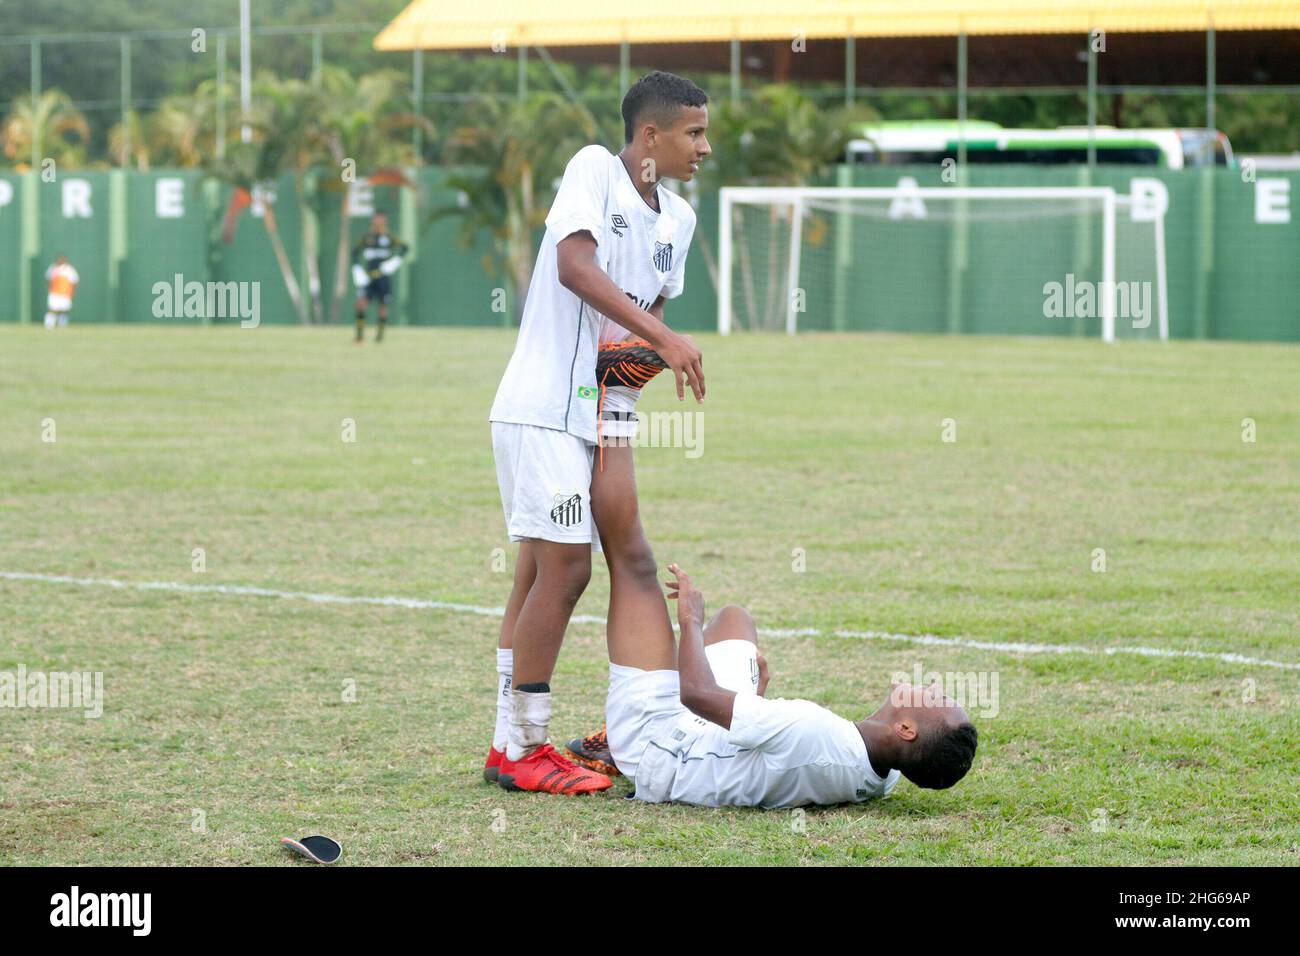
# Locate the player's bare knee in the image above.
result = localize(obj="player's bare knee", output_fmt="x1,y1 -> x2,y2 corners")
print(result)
541,548 -> 592,604
705,604 -> 758,645
606,535 -> 657,584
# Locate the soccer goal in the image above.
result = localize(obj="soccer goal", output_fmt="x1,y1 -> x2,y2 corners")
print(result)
718,185 -> 1168,342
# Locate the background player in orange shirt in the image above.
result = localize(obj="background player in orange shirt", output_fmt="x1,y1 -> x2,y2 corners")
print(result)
44,256 -> 79,329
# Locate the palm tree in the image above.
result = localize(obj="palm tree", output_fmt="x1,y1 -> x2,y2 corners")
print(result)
203,80 -> 318,326
255,75 -> 336,324
107,109 -> 151,169
315,66 -> 430,325
202,69 -> 428,326
435,93 -> 598,325
145,82 -> 235,169
1,89 -> 91,170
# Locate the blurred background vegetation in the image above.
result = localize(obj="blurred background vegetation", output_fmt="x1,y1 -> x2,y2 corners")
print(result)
3,0 -> 1298,173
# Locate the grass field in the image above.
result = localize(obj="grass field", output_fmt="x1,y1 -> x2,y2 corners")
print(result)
1,324 -> 1298,866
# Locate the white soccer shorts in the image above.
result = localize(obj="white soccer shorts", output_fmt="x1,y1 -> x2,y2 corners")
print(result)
605,639 -> 759,783
491,421 -> 602,551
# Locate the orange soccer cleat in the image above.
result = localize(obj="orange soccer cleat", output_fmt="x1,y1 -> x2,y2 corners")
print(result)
564,725 -> 621,777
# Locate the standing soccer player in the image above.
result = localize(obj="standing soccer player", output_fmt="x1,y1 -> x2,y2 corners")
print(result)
44,256 -> 79,329
350,212 -> 407,344
486,71 -> 709,794
563,75 -> 711,776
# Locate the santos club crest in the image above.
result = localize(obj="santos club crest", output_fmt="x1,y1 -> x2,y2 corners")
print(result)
653,241 -> 673,273
551,493 -> 582,528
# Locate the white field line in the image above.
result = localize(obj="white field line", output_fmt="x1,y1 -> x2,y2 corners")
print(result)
2,570 -> 1298,672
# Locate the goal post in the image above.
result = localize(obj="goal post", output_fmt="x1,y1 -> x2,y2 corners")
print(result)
1115,194 -> 1170,342
718,185 -> 1168,343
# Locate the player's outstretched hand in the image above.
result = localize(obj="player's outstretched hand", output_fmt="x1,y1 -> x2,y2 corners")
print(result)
665,563 -> 705,628
654,331 -> 705,404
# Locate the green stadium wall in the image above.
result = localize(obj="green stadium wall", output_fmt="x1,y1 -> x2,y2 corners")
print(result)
0,165 -> 1295,341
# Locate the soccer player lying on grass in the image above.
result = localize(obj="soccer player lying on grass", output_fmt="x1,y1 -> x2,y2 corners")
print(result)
586,564 -> 978,808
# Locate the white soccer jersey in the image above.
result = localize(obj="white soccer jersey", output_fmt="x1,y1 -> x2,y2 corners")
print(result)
635,693 -> 901,809
489,144 -> 696,444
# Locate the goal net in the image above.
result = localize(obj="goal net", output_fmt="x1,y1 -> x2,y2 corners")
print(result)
718,185 -> 1167,342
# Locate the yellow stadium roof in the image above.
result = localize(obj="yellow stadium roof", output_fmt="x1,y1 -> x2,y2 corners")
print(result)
376,1 -> 1300,50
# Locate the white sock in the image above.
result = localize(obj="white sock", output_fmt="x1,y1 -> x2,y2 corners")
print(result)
44,313 -> 55,329
492,648 -> 513,751
506,688 -> 551,762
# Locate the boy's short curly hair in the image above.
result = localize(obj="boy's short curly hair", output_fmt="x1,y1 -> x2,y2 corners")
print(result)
621,71 -> 708,144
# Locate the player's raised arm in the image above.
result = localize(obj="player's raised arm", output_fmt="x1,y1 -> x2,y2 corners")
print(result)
556,232 -> 705,403
666,563 -> 736,729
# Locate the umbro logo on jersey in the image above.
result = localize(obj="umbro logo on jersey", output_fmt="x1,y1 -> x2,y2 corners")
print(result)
551,493 -> 582,528
653,241 -> 673,272
610,214 -> 628,237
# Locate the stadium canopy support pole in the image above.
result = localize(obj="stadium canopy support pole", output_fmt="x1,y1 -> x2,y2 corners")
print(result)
619,40 -> 629,96
949,28 -> 968,334
412,48 -> 423,158
1206,21 -> 1216,130
957,29 -> 967,168
730,37 -> 740,103
786,197 -> 804,335
534,46 -> 581,105
1087,34 -> 1097,171
216,34 -> 226,161
717,189 -> 733,335
120,35 -> 131,167
844,29 -> 854,106
30,38 -> 40,171
1155,211 -> 1170,341
1193,167 -> 1214,339
108,166 -> 126,325
1102,191 -> 1116,343
239,0 -> 251,143
517,45 -> 527,102
312,29 -> 322,87
1116,193 -> 1170,342
20,38 -> 40,324
400,178 -> 417,327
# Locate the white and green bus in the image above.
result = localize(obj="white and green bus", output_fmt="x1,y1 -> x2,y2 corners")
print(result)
846,121 -> 1234,169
